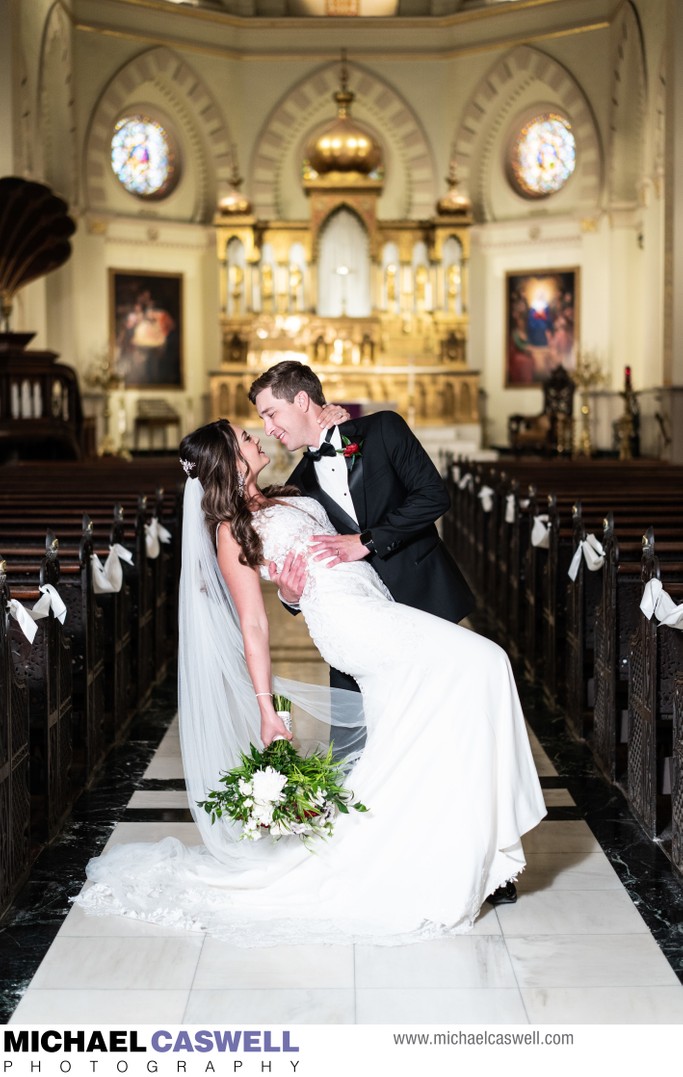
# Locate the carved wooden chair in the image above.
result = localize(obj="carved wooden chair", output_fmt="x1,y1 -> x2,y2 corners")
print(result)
508,364 -> 575,455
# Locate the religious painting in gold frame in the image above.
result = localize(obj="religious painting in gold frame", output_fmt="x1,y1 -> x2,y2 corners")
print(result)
505,268 -> 579,387
110,269 -> 183,388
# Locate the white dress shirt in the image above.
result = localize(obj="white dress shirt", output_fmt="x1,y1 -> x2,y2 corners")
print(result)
309,427 -> 358,525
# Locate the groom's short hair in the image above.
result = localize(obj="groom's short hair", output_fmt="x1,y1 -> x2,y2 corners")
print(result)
248,360 -> 326,406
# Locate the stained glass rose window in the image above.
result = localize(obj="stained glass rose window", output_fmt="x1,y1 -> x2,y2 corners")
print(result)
111,115 -> 178,199
509,113 -> 576,198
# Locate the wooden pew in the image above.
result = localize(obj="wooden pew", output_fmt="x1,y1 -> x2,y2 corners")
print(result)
627,539 -> 683,844
59,521 -> 107,784
522,493 -> 683,701
7,546 -> 75,843
0,458 -> 183,891
592,516 -> 642,783
673,675 -> 683,876
1,496 -> 174,716
575,520 -> 683,777
1,527 -> 107,790
0,561 -> 31,915
445,456 -> 683,875
558,509 -> 683,737
503,482 -> 532,665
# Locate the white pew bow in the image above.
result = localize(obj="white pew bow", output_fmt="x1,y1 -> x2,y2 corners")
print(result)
92,543 -> 134,594
568,533 -> 605,581
640,577 -> 683,630
9,599 -> 39,643
478,485 -> 494,513
8,584 -> 67,644
145,516 -> 172,560
506,495 -> 531,523
531,514 -> 550,549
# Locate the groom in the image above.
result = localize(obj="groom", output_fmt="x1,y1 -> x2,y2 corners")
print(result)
248,360 -> 474,640
247,364 -> 519,908
249,362 -> 517,907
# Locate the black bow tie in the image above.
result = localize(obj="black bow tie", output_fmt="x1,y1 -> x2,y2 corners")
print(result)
304,441 -> 337,461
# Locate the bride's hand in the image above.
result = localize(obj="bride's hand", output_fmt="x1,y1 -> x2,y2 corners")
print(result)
269,551 -> 307,604
261,709 -> 293,748
318,403 -> 350,429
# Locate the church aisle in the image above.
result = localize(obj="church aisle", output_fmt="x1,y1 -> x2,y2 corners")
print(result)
6,673 -> 683,1025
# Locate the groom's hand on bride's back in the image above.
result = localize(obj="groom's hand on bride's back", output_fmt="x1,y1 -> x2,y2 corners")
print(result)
269,550 -> 307,605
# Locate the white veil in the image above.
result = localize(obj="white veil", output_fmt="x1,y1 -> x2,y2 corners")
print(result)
177,476 -> 365,863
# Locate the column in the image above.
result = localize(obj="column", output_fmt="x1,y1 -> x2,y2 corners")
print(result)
664,0 -> 683,460
0,0 -> 16,175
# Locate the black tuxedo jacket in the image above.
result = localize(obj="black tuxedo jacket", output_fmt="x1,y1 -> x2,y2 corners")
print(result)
287,410 -> 474,625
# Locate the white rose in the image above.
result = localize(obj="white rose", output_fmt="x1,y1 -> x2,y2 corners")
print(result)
251,802 -> 274,827
252,766 -> 287,804
238,778 -> 253,796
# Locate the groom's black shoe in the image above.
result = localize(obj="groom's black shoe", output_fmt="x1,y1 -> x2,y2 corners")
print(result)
486,881 -> 517,906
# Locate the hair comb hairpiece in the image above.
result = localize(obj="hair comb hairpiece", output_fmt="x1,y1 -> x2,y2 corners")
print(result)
180,458 -> 196,476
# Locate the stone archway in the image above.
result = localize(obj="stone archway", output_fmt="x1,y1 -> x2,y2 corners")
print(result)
84,47 -> 233,222
451,45 -> 602,221
250,62 -> 436,221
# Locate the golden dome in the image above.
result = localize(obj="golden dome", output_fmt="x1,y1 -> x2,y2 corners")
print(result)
217,162 -> 252,216
218,189 -> 252,215
305,61 -> 382,178
437,164 -> 472,216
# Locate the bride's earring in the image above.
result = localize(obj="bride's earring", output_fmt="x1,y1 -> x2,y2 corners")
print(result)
237,470 -> 246,496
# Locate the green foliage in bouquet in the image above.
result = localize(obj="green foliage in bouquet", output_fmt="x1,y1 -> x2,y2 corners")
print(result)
198,738 -> 368,845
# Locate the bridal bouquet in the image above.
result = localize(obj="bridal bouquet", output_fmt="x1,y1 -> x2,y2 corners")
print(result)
198,699 -> 367,844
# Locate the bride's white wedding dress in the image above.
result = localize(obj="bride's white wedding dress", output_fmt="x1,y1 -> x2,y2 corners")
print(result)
76,491 -> 546,945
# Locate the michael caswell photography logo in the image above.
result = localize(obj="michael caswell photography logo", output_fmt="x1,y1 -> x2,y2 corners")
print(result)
2,1028 -> 301,1075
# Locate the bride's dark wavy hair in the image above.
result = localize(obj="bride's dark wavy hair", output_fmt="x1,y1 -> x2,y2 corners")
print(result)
179,419 -> 299,567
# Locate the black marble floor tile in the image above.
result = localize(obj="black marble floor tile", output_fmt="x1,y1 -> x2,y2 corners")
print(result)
542,806 -> 583,821
120,808 -> 194,822
538,776 -> 573,788
138,778 -> 187,791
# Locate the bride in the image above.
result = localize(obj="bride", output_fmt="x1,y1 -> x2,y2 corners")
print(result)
76,419 -> 546,945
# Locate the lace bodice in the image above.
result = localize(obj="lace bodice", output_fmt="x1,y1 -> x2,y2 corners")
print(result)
252,496 -> 393,676
253,496 -> 336,569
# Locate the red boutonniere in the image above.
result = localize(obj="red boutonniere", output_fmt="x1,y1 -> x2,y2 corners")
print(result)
338,436 -> 363,470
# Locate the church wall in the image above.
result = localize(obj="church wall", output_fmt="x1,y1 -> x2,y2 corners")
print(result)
469,215 -> 586,449
4,0 -> 679,456
67,219 -> 218,443
0,0 -> 17,177
3,0 -> 73,348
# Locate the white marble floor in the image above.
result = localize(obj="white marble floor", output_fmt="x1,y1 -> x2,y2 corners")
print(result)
8,596 -> 683,1026
11,728 -> 683,1026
